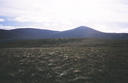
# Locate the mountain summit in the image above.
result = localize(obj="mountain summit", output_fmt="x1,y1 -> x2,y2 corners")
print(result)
53,26 -> 104,38
0,26 -> 128,42
73,26 -> 97,31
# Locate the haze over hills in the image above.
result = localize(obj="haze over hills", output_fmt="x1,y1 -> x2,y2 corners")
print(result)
0,26 -> 128,42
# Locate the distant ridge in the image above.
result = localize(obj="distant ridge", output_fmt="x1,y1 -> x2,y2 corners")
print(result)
0,26 -> 128,42
52,26 -> 104,38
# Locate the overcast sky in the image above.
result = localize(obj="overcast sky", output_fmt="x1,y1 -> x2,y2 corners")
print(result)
0,0 -> 128,33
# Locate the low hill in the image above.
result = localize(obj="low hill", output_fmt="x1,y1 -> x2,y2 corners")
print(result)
0,26 -> 128,42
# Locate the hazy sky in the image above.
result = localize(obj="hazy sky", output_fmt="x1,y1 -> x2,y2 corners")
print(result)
0,0 -> 128,32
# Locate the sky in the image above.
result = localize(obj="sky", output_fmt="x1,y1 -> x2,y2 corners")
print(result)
0,0 -> 128,33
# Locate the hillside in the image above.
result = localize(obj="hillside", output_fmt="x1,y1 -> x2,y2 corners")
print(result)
0,26 -> 128,42
0,28 -> 59,42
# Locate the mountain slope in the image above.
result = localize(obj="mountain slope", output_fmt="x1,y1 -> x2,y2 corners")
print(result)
52,26 -> 105,38
0,28 -> 59,42
0,26 -> 128,42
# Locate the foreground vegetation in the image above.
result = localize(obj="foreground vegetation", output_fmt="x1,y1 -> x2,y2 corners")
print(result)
0,38 -> 128,83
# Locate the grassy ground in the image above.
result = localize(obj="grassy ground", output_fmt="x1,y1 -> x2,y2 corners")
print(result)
0,38 -> 128,83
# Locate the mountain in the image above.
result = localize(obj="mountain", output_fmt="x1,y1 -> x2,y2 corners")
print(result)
0,26 -> 128,42
0,28 -> 59,42
52,26 -> 105,38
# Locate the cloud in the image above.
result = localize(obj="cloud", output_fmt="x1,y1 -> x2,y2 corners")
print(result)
0,18 -> 5,22
0,25 -> 16,30
0,0 -> 128,32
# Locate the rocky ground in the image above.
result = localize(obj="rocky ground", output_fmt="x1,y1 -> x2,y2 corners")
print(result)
0,39 -> 128,83
0,47 -> 107,83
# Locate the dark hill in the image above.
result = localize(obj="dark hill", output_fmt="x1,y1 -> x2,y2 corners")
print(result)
53,26 -> 105,38
0,26 -> 128,42
0,28 -> 59,42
